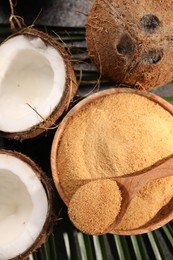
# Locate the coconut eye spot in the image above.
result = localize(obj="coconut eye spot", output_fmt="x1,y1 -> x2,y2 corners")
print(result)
140,14 -> 160,33
116,33 -> 135,56
143,49 -> 163,64
0,169 -> 33,245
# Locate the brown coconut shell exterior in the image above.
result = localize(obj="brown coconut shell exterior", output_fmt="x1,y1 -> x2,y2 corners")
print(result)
51,88 -> 173,235
86,0 -> 173,90
0,27 -> 78,141
0,149 -> 53,259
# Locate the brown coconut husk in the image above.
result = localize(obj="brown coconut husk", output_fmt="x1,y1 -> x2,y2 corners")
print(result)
0,149 -> 53,259
0,27 -> 78,141
86,0 -> 173,90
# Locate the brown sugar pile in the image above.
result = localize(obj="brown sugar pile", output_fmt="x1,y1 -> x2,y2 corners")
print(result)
68,179 -> 122,235
57,92 -> 173,231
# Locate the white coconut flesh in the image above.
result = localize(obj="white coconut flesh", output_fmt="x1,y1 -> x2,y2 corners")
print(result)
0,153 -> 48,260
0,35 -> 66,133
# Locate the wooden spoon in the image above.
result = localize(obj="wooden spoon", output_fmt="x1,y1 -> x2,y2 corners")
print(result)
106,155 -> 173,232
68,155 -> 173,235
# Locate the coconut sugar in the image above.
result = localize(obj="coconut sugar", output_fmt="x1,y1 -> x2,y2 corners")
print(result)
57,93 -> 173,231
68,179 -> 122,235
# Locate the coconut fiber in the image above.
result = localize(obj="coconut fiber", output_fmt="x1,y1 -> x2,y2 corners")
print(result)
86,0 -> 173,90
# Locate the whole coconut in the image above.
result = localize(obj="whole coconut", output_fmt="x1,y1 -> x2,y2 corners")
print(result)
86,0 -> 173,90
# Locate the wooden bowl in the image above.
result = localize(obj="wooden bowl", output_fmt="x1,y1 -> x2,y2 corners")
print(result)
51,88 -> 173,235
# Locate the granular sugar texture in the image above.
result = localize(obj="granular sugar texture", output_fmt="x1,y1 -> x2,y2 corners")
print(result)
57,92 -> 173,230
68,179 -> 122,235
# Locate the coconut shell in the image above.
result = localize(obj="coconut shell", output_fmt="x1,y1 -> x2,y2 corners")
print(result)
86,0 -> 173,90
0,27 -> 78,141
0,149 -> 53,260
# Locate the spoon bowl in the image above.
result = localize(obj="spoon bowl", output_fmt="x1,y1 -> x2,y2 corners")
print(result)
67,155 -> 173,235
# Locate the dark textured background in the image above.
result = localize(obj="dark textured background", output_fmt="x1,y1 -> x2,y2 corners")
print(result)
0,0 -> 93,26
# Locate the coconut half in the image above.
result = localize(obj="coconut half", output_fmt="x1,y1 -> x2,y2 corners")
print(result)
0,28 -> 77,140
0,149 -> 52,260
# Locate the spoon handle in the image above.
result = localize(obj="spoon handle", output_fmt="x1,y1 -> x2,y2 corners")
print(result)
108,156 -> 173,231
114,155 -> 173,199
